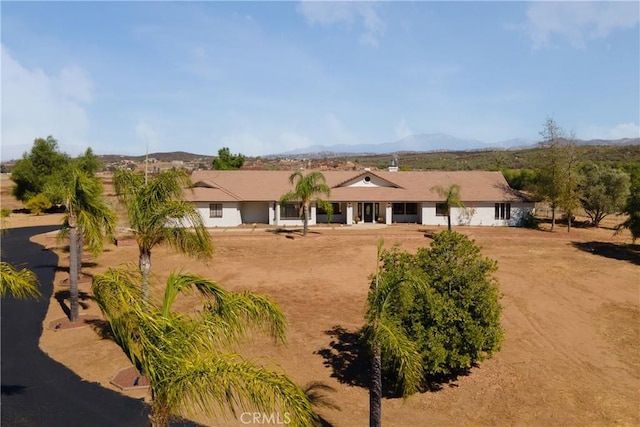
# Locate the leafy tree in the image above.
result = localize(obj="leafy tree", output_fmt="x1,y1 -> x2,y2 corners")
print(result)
579,163 -> 631,227
363,239 -> 424,427
114,169 -> 213,300
558,135 -> 581,232
25,193 -> 52,215
371,231 -> 503,384
212,147 -> 246,170
280,171 -> 332,236
533,118 -> 568,231
45,168 -> 116,321
501,168 -> 537,191
430,184 -> 464,230
616,163 -> 640,242
74,147 -> 102,175
407,231 -> 503,375
10,136 -> 71,202
1,261 -> 40,299
92,268 -> 317,427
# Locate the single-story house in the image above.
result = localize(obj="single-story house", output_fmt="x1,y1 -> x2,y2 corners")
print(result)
185,169 -> 534,228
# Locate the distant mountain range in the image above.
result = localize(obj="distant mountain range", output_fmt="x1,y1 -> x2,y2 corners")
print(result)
277,133 -> 639,158
1,133 -> 638,163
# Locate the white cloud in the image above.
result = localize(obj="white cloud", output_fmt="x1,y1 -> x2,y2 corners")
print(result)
395,119 -> 413,139
584,122 -> 640,140
524,2 -> 639,49
297,1 -> 386,47
1,45 -> 93,159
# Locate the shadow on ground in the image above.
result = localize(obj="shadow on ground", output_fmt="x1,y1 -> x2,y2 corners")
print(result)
571,241 -> 640,266
54,290 -> 93,318
315,325 -> 472,398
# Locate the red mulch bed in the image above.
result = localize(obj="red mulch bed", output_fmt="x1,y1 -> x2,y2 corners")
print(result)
110,366 -> 150,390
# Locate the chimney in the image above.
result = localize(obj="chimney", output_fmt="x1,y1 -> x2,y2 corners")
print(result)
388,156 -> 398,172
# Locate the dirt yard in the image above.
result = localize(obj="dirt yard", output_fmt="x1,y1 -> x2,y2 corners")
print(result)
2,173 -> 638,426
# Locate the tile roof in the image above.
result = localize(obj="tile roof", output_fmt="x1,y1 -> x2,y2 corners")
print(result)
186,170 -> 530,203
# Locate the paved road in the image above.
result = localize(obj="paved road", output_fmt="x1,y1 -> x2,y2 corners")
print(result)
1,225 -> 151,426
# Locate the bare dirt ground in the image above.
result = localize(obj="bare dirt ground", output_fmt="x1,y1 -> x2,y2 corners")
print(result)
2,174 -> 638,426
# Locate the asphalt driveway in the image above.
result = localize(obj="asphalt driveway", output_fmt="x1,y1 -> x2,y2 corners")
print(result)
1,225 -> 151,426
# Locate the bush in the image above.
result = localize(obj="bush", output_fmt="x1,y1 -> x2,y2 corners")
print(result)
1,208 -> 11,218
521,211 -> 540,229
378,231 -> 503,379
25,194 -> 52,215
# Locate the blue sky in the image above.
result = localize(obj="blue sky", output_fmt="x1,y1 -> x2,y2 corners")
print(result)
1,1 -> 639,160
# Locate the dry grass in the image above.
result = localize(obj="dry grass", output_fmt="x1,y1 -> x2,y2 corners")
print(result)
3,173 -> 639,426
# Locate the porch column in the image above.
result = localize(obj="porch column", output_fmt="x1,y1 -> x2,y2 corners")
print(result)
310,204 -> 317,225
275,202 -> 281,226
346,203 -> 354,225
386,203 -> 392,225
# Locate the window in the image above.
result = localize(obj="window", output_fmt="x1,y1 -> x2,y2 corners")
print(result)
436,203 -> 448,216
209,203 -> 223,218
281,203 -> 300,219
495,203 -> 511,220
392,203 -> 418,215
317,202 -> 342,215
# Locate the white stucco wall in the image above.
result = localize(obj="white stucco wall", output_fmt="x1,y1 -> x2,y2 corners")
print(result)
420,202 -> 535,227
195,202 -> 242,227
194,200 -> 535,228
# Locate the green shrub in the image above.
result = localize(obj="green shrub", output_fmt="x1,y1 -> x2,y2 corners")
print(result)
0,208 -> 11,218
378,231 -> 503,380
522,211 -> 540,229
25,194 -> 52,215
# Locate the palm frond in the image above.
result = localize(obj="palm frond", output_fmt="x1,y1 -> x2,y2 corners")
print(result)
0,262 -> 41,299
374,319 -> 424,397
162,352 -> 317,426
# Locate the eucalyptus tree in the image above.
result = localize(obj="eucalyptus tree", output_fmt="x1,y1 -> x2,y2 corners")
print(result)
92,268 -> 317,427
113,169 -> 213,300
363,239 -> 424,427
280,171 -> 332,236
1,261 -> 40,299
46,167 -> 116,321
430,184 -> 464,230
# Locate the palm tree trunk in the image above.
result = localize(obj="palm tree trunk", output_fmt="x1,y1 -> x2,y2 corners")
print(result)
370,340 -> 382,427
303,204 -> 309,236
447,211 -> 452,231
150,393 -> 169,427
69,224 -> 79,322
551,205 -> 556,231
140,249 -> 151,301
77,233 -> 83,280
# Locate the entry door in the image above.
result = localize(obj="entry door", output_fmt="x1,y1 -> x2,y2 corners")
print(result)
363,203 -> 374,222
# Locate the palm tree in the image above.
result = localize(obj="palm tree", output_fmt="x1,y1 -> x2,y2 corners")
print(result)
46,168 -> 116,321
92,268 -> 318,427
113,169 -> 213,300
1,261 -> 40,299
431,184 -> 464,230
280,171 -> 332,236
363,239 -> 424,427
